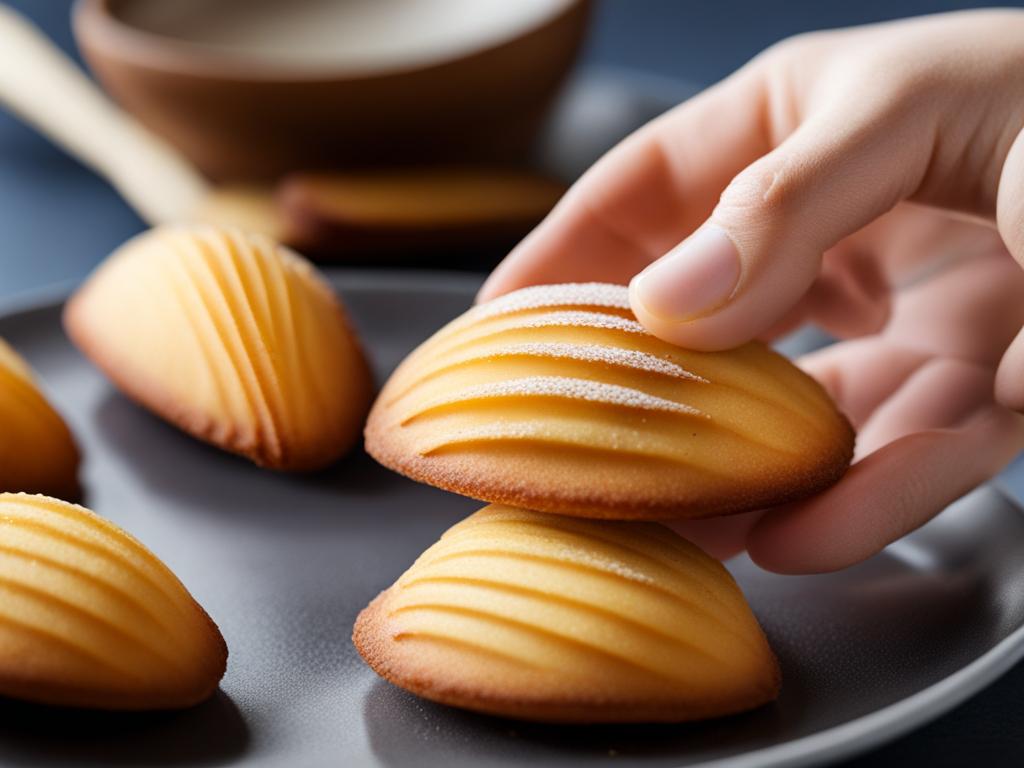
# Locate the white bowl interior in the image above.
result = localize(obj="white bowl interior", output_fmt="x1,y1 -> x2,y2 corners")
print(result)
114,0 -> 577,72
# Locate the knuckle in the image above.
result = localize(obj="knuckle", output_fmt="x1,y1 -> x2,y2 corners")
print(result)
716,155 -> 802,222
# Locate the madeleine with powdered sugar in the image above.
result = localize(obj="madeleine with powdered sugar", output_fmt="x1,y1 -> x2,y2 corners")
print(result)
365,283 -> 853,520
354,504 -> 780,722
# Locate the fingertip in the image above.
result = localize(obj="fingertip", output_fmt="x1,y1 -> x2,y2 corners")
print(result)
628,273 -> 761,351
745,504 -> 850,574
475,260 -> 512,304
663,509 -> 763,562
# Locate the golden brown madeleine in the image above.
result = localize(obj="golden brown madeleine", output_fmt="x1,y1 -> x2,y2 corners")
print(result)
279,169 -> 565,258
64,225 -> 373,471
365,283 -> 854,520
0,494 -> 226,709
354,505 -> 780,723
0,338 -> 79,497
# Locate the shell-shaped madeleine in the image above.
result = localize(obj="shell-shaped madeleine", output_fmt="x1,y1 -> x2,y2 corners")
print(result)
0,338 -> 79,497
365,283 -> 853,519
354,505 -> 780,722
0,494 -> 226,709
64,225 -> 373,471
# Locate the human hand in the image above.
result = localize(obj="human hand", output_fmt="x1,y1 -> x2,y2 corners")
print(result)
478,10 -> 1024,572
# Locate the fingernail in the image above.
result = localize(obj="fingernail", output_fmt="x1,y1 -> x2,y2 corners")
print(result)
631,225 -> 741,321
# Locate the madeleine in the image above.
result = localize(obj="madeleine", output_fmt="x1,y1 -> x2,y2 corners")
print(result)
355,505 -> 780,722
366,283 -> 853,519
65,225 -> 372,470
0,338 -> 79,497
0,494 -> 226,709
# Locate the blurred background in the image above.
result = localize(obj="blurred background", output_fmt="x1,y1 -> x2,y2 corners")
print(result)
2,2 -> 1024,766
1,0 -> 1016,296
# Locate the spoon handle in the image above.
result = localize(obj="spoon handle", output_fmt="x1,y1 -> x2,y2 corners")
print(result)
0,4 -> 208,224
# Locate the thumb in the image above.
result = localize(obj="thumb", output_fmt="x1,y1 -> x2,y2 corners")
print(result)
629,103 -> 930,350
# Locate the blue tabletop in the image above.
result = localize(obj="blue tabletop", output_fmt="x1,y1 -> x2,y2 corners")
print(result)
1,1 -> 1023,766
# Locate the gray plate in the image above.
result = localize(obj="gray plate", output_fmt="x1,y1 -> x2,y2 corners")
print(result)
1,271 -> 1023,768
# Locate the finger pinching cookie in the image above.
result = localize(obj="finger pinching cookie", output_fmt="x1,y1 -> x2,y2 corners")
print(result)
354,504 -> 780,722
64,225 -> 373,471
365,282 -> 854,519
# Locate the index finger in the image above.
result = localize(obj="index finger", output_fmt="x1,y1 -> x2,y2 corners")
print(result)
477,64 -> 772,301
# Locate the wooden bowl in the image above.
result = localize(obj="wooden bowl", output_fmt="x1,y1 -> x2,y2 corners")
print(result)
74,0 -> 590,181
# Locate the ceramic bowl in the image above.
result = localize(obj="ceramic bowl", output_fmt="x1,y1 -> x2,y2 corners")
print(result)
74,0 -> 590,181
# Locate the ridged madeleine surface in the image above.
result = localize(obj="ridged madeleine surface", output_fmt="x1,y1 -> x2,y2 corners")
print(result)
0,338 -> 79,497
354,505 -> 780,722
366,283 -> 853,519
0,494 -> 226,709
64,225 -> 373,470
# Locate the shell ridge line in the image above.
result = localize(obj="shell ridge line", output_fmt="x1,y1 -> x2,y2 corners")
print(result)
449,512 -> 728,588
0,543 -> 183,643
411,398 -> 807,459
477,310 -> 647,337
1,516 -> 195,624
383,343 -> 709,407
395,339 -> 827,454
420,535 -> 754,641
203,232 -> 285,460
459,510 -> 745,597
396,575 -> 737,667
465,283 -> 632,323
232,232 -> 318,463
228,230 -> 288,418
707,376 -> 834,442
580,521 -> 749,604
437,293 -> 835,439
440,517 -> 753,623
283,254 -> 336,423
470,342 -> 705,380
390,631 -> 545,670
0,572 -> 185,674
226,230 -> 276,350
409,546 -> 754,650
259,239 -> 308,428
1,504 -> 195,619
385,602 -> 688,684
419,310 -> 651,362
190,233 -> 276,454
176,236 -> 266,447
164,239 -> 235,430
401,376 -> 705,422
0,594 -> 145,683
227,232 -> 299,434
415,428 -> 739,479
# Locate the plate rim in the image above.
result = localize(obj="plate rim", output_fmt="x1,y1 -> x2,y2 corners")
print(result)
707,486 -> 1024,768
1,269 -> 1023,768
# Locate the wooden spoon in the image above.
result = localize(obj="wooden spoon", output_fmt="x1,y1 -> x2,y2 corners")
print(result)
0,5 -> 563,259
0,4 -> 285,237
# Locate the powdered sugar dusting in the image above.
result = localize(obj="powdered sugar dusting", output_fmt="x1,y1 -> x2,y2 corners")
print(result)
556,547 -> 655,584
513,311 -> 648,335
482,343 -> 707,381
472,283 -> 631,321
416,375 -> 703,415
424,422 -> 550,446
